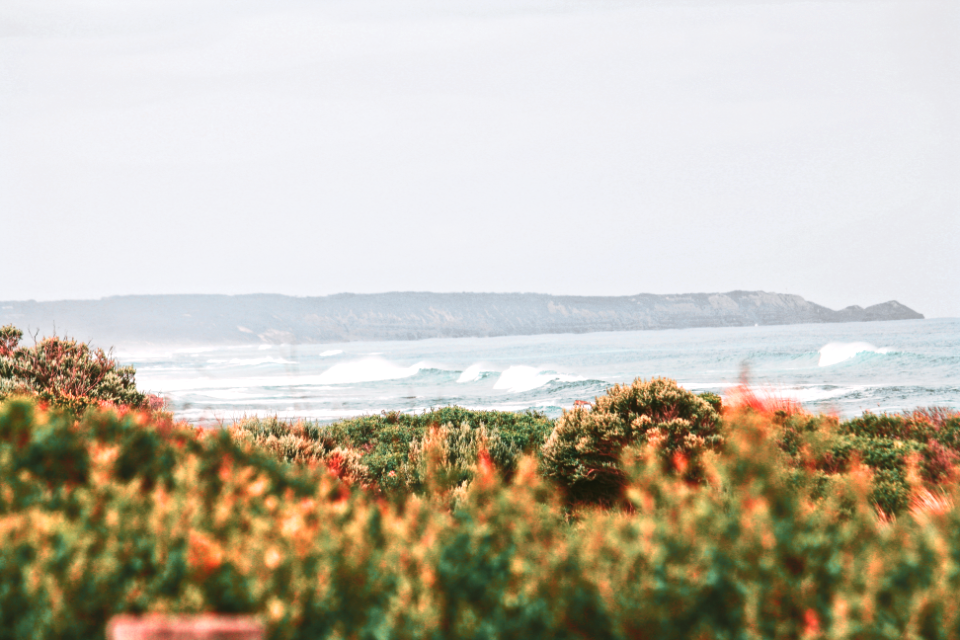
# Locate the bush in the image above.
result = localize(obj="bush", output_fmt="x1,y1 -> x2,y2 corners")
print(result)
540,377 -> 721,505
766,407 -> 960,515
0,399 -> 327,639
3,398 -> 960,640
230,407 -> 554,496
0,325 -> 146,414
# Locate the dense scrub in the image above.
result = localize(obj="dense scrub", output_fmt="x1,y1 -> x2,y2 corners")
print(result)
3,326 -> 960,637
0,325 -> 146,413
3,399 -> 960,639
230,407 -> 553,496
540,378 -> 722,504
776,408 -> 960,514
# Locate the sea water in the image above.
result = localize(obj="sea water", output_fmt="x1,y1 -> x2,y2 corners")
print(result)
119,318 -> 959,424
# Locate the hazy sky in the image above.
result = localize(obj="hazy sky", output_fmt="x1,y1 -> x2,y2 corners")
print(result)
2,0 -> 958,316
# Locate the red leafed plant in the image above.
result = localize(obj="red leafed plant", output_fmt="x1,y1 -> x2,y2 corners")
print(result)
723,382 -> 805,417
0,324 -> 146,414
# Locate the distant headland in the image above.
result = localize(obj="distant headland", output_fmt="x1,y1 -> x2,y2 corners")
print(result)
0,291 -> 923,346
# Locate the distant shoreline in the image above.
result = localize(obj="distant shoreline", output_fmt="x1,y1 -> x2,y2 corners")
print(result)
1,291 -> 923,347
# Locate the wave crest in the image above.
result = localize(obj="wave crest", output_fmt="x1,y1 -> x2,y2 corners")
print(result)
818,342 -> 890,367
493,366 -> 583,393
456,363 -> 495,383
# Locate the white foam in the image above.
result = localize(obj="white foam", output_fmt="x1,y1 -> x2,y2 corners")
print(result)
178,407 -> 374,424
189,389 -> 258,401
135,356 -> 426,393
206,357 -> 293,365
818,342 -> 890,367
316,357 -> 424,385
493,365 -> 583,393
320,349 -> 343,357
786,385 -> 869,403
456,362 -> 491,383
135,373 -> 342,392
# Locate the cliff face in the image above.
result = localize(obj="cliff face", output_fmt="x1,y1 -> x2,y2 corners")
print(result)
0,292 -> 923,346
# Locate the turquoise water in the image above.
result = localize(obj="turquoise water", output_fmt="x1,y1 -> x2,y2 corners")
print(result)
119,318 -> 960,424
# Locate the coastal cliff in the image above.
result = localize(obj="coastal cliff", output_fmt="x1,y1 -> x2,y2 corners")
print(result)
0,291 -> 923,345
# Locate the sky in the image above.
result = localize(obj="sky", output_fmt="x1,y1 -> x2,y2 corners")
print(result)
2,0 -> 958,317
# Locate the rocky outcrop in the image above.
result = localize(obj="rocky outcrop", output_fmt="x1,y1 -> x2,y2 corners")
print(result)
0,291 -> 923,346
833,300 -> 925,323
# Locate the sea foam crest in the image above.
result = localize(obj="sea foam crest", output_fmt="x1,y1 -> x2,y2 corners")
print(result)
818,342 -> 890,367
493,365 -> 583,393
457,363 -> 493,383
316,357 -> 424,384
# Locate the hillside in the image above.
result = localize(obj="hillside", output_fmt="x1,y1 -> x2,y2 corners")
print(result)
0,291 -> 923,346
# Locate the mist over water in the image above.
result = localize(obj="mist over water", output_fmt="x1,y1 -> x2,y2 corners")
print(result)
118,319 -> 960,424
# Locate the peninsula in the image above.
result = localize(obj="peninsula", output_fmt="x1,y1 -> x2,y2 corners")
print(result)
0,291 -> 922,346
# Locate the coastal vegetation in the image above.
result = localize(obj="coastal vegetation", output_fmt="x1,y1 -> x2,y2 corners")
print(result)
1,325 -> 959,638
231,407 -> 553,498
0,325 -> 146,414
539,378 -> 722,504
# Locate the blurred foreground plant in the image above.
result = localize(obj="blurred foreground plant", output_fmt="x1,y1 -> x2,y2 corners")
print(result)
3,396 -> 960,639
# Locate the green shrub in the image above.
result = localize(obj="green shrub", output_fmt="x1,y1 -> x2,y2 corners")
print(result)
698,391 -> 723,414
540,377 -> 721,505
3,398 -> 960,640
772,408 -> 960,515
230,407 -> 554,496
0,325 -> 146,414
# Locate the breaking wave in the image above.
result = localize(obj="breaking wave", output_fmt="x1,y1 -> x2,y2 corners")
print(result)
122,317 -> 956,422
493,366 -> 584,393
456,363 -> 496,383
818,342 -> 891,367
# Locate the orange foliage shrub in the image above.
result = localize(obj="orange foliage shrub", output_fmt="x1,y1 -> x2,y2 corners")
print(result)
2,386 -> 960,639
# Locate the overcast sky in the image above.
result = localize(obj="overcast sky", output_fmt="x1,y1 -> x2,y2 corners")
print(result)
2,0 -> 957,316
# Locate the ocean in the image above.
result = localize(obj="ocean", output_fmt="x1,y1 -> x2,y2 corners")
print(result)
120,318 -> 959,425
